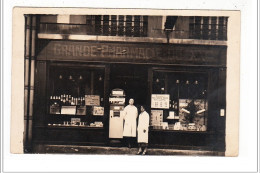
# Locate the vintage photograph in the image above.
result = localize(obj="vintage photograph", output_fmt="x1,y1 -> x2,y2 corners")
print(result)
12,9 -> 240,156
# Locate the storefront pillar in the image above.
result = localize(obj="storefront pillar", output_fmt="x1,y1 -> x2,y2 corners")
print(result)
24,15 -> 36,152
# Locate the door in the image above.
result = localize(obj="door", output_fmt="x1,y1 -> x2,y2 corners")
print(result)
110,64 -> 148,108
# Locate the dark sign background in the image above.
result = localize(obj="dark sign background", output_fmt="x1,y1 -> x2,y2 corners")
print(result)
37,40 -> 227,66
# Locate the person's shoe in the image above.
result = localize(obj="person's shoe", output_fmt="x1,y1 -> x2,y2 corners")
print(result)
137,151 -> 142,155
142,151 -> 146,155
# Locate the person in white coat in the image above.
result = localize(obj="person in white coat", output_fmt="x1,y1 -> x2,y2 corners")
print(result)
123,98 -> 138,148
137,105 -> 150,155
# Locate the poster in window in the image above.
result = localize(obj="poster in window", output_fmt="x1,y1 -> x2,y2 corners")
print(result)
93,106 -> 104,116
151,94 -> 170,109
85,95 -> 100,106
150,110 -> 163,126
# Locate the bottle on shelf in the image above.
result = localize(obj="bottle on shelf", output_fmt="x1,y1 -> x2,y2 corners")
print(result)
53,96 -> 57,105
71,97 -> 74,105
78,97 -> 81,106
60,95 -> 64,106
69,95 -> 72,105
62,95 -> 65,105
65,95 -> 69,106
58,96 -> 61,105
75,97 -> 78,105
82,97 -> 85,106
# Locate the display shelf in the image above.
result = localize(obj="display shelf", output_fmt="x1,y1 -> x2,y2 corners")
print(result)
47,124 -> 104,129
49,114 -> 87,116
150,128 -> 214,134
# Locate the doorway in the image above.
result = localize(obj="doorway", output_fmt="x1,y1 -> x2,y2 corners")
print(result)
110,63 -> 148,108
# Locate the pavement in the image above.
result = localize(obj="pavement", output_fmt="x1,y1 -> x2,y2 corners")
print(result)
34,144 -> 225,156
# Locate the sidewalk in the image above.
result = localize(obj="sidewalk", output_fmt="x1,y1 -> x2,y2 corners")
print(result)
34,145 -> 225,156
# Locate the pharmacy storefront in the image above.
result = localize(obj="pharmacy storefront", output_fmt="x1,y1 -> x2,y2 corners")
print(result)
32,39 -> 227,152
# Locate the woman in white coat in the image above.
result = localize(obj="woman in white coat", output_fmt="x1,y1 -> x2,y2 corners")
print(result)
137,105 -> 150,155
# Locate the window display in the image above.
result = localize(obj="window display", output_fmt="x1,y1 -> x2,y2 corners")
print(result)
47,65 -> 105,128
178,99 -> 208,131
152,70 -> 208,131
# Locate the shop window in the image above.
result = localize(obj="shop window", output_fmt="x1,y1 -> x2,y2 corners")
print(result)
151,70 -> 208,132
47,65 -> 105,128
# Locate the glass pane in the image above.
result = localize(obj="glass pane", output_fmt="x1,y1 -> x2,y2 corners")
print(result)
152,70 -> 208,131
111,15 -> 117,36
103,15 -> 109,36
48,65 -> 105,127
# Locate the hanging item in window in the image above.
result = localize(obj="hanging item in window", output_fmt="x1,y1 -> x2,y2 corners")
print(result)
151,94 -> 170,109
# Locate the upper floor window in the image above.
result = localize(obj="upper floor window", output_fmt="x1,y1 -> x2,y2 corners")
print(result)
90,15 -> 148,37
39,15 -> 148,37
189,16 -> 228,40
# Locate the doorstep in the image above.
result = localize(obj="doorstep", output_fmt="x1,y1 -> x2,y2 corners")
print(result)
33,144 -> 225,156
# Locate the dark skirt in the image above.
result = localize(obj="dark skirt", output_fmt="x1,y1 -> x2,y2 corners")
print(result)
138,143 -> 148,147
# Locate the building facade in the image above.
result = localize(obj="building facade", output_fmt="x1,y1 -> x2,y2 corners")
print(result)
23,14 -> 228,154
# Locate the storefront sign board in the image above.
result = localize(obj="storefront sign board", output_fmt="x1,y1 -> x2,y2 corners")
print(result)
37,40 -> 227,66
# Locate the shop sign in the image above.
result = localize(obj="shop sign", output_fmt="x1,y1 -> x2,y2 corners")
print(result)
85,95 -> 100,106
37,40 -> 227,66
151,94 -> 170,109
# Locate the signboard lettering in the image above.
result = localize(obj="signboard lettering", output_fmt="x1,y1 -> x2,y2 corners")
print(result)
38,40 -> 226,66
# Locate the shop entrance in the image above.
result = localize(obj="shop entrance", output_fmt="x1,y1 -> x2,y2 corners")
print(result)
110,64 -> 148,108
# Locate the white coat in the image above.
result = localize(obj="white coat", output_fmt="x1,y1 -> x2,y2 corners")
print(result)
137,111 -> 150,143
123,105 -> 138,137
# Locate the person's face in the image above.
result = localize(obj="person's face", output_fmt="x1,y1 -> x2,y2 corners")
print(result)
129,99 -> 134,105
141,106 -> 145,112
